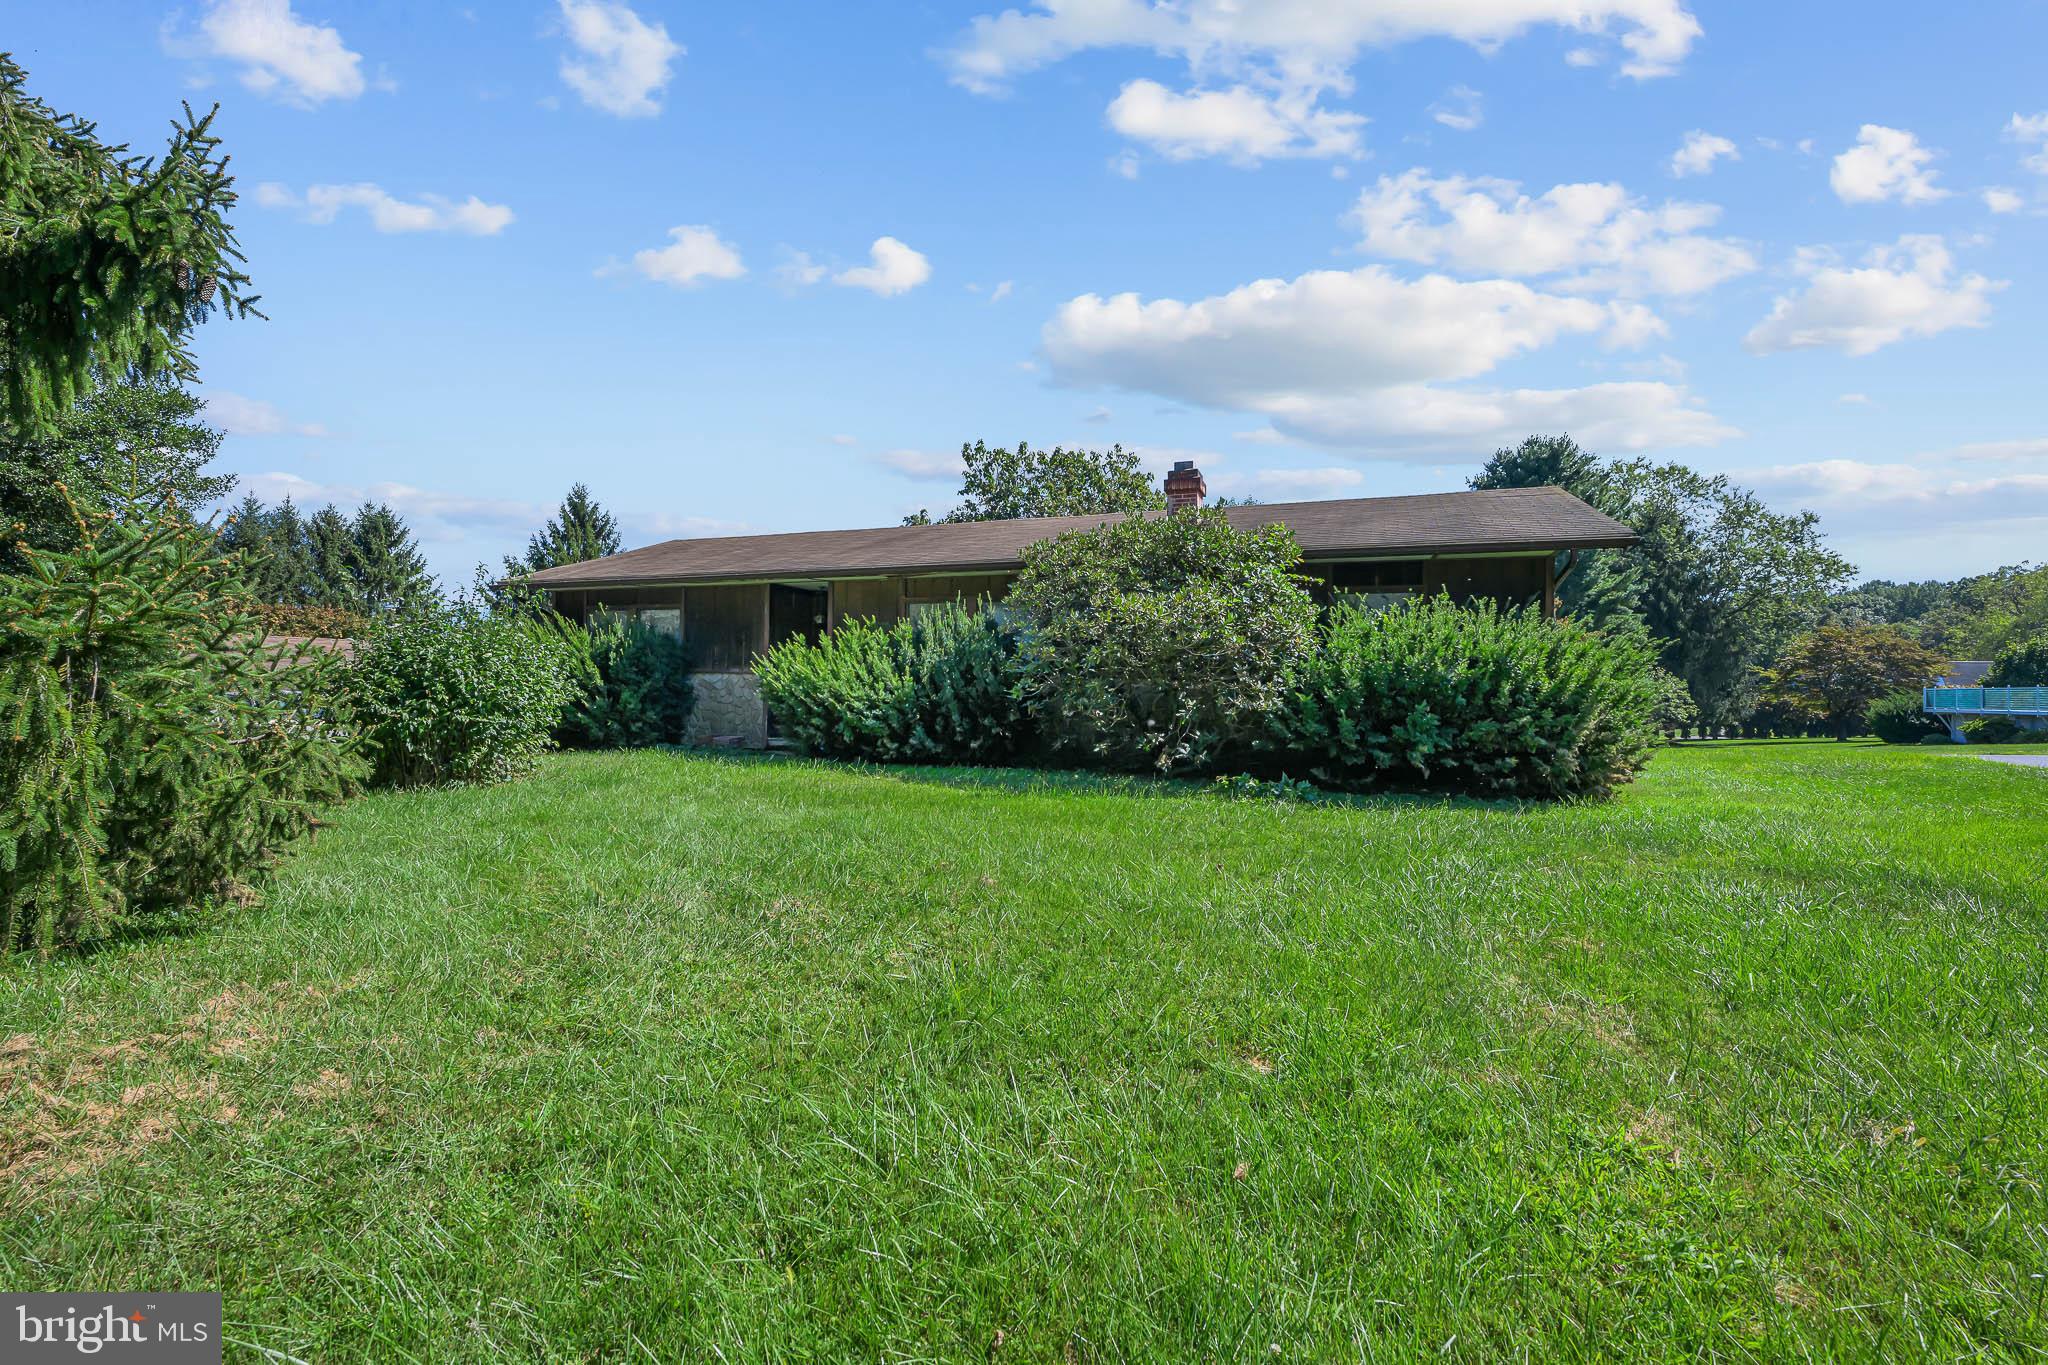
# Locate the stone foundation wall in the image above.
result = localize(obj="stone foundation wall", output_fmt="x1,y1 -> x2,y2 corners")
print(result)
685,671 -> 768,748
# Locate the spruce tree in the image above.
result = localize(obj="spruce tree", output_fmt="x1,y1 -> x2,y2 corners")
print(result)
346,502 -> 434,611
305,505 -> 357,608
1,378 -> 234,572
507,483 -> 622,575
0,56 -> 259,433
1,482 -> 363,955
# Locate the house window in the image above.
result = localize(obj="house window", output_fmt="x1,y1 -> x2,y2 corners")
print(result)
638,607 -> 681,638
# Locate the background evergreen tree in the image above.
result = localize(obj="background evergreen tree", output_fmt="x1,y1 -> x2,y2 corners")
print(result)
306,505 -> 356,607
506,483 -> 621,575
1,378 -> 233,571
0,55 -> 258,433
345,503 -> 434,612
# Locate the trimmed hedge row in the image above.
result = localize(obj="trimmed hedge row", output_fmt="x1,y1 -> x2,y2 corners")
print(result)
1268,597 -> 1660,800
756,595 -> 1661,801
754,605 -> 1028,765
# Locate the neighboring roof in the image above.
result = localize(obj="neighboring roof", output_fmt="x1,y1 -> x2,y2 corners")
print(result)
521,486 -> 1638,590
1939,660 -> 1992,686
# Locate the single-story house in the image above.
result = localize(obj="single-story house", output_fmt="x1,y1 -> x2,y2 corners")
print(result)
522,464 -> 1637,746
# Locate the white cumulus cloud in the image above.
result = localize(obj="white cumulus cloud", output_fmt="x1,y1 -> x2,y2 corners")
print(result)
1744,235 -> 2000,356
174,0 -> 367,105
2007,112 -> 2048,174
629,225 -> 746,287
557,0 -> 682,118
941,1 -> 1696,169
1669,129 -> 1737,177
1107,79 -> 1363,163
203,390 -> 330,438
1348,170 -> 1755,297
834,237 -> 932,296
1982,187 -> 2025,214
1830,124 -> 1947,204
1040,265 -> 1731,454
255,182 -> 514,235
941,0 -> 1702,94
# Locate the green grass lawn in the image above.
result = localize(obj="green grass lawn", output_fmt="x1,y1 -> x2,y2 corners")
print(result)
3,743 -> 2044,1361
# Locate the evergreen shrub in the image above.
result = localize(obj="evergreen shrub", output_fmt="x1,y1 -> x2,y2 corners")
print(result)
1868,691 -> 1947,745
1267,596 -> 1659,800
754,604 -> 1027,764
1,490 -> 364,955
561,613 -> 695,748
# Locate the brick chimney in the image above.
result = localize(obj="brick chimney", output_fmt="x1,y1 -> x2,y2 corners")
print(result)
1163,460 -> 1206,511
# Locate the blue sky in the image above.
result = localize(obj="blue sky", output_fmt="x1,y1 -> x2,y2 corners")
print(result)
11,1 -> 2047,584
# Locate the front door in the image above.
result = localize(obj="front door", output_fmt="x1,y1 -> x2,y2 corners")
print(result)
768,584 -> 828,650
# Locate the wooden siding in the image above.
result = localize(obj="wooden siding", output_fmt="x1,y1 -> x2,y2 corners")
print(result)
829,577 -> 902,629
683,584 -> 766,671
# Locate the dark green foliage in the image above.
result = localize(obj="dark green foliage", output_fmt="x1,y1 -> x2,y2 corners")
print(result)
754,604 -> 1028,764
1985,635 -> 2048,686
1007,509 -> 1318,773
915,439 -> 1165,524
1473,435 -> 1855,725
0,377 -> 233,571
1868,691 -> 1947,745
561,614 -> 695,748
0,56 -> 258,433
1963,717 -> 2048,744
1470,434 -> 1642,628
351,605 -> 579,787
0,486 -> 363,956
220,496 -> 435,613
1840,565 -> 2048,661
505,483 -> 622,576
1267,596 -> 1660,800
1762,624 -> 1947,741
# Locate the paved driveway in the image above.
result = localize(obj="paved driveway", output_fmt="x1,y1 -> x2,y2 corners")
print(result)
1979,754 -> 2048,769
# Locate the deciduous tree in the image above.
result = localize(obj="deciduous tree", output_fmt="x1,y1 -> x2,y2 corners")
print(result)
1763,625 -> 1947,740
917,440 -> 1165,524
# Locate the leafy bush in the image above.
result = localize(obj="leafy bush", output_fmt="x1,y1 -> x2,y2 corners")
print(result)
754,604 -> 1027,764
1267,596 -> 1660,800
561,613 -> 695,748
1985,635 -> 2048,686
1963,716 -> 2048,744
1648,665 -> 1698,737
1006,509 -> 1317,773
2,491 -> 364,956
1868,690 -> 1947,744
352,604 -> 578,786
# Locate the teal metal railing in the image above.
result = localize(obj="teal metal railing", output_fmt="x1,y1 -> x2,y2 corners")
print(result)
1924,686 -> 2048,714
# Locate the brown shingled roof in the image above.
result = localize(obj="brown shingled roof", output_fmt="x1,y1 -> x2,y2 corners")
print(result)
521,486 -> 1636,589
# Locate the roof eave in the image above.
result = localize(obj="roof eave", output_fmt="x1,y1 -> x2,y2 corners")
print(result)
522,533 -> 1639,591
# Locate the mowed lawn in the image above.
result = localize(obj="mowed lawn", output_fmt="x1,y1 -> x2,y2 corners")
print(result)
3,745 -> 2044,1361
